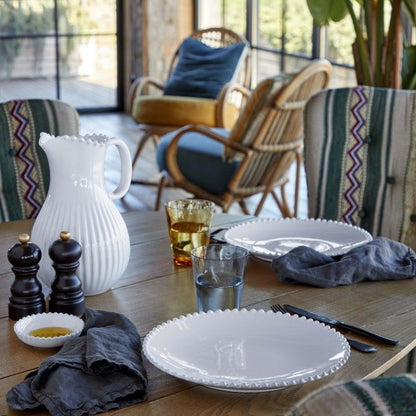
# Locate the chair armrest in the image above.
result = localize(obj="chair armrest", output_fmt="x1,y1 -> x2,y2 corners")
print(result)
165,124 -> 250,184
127,76 -> 165,113
216,82 -> 251,128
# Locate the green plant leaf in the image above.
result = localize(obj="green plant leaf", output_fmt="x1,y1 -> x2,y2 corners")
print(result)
306,0 -> 349,25
402,44 -> 416,89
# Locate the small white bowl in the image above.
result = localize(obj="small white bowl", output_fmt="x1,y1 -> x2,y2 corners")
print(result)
14,312 -> 85,348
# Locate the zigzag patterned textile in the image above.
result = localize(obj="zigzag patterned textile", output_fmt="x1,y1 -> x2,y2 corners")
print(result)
304,86 -> 416,251
287,374 -> 416,416
0,99 -> 78,222
342,86 -> 367,224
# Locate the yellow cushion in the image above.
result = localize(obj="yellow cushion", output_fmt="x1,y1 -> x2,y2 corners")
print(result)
131,95 -> 239,128
132,96 -> 217,127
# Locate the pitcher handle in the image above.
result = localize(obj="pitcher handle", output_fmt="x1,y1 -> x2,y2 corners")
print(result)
107,138 -> 132,200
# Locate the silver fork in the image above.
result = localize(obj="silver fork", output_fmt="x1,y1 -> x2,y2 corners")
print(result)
271,304 -> 287,314
271,303 -> 377,353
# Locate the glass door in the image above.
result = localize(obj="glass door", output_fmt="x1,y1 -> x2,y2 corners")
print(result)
0,0 -> 121,112
195,0 -> 357,87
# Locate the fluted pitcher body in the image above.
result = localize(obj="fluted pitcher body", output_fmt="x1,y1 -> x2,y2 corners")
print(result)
31,133 -> 132,296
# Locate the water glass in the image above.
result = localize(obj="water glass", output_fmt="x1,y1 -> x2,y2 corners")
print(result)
191,244 -> 249,313
165,199 -> 215,266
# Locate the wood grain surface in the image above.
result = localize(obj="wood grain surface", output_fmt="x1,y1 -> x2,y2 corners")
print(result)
1,211 -> 415,415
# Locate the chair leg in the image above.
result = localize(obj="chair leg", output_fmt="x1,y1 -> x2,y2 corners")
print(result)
293,150 -> 302,218
271,189 -> 292,218
277,184 -> 297,218
154,173 -> 166,211
255,187 -> 292,218
254,191 -> 270,216
254,187 -> 291,218
273,152 -> 303,218
238,200 -> 250,215
132,131 -> 158,170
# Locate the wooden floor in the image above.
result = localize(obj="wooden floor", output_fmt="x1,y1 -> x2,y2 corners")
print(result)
79,112 -> 308,218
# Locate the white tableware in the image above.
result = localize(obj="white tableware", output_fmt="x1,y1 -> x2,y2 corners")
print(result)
31,133 -> 132,296
224,218 -> 372,261
143,309 -> 350,392
14,312 -> 84,348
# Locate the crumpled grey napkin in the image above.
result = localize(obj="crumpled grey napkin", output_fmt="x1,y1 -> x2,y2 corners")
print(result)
272,237 -> 416,288
7,308 -> 148,416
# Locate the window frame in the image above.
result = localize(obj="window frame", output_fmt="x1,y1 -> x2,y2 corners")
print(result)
0,0 -> 123,113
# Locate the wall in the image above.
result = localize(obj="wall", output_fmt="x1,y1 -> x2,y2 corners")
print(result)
143,0 -> 193,81
123,0 -> 193,109
125,0 -> 193,95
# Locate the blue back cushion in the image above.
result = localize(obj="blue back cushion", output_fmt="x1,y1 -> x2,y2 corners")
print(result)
163,37 -> 245,99
156,128 -> 241,195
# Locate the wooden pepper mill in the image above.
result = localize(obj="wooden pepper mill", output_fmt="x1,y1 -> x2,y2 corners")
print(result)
49,231 -> 85,316
8,233 -> 46,320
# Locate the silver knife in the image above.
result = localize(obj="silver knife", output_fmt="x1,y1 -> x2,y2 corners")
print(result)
284,304 -> 399,346
346,338 -> 377,353
210,227 -> 228,242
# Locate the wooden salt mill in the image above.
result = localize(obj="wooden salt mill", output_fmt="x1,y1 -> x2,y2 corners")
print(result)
49,231 -> 85,316
8,233 -> 46,320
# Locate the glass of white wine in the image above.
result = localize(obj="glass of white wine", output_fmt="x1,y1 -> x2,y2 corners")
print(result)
165,199 -> 215,266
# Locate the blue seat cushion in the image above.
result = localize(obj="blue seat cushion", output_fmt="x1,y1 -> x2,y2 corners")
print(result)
156,128 -> 241,195
163,37 -> 245,99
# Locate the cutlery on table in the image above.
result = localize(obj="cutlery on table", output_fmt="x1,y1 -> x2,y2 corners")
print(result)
283,304 -> 399,346
271,304 -> 378,353
210,228 -> 228,242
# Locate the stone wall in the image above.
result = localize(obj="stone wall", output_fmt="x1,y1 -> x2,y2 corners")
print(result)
124,0 -> 193,108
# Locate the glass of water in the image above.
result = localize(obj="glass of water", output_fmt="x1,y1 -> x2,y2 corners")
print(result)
190,244 -> 249,313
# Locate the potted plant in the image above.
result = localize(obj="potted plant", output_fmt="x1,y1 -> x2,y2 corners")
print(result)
306,0 -> 416,89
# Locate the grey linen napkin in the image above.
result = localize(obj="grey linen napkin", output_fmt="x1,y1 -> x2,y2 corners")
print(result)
272,237 -> 416,288
7,308 -> 148,415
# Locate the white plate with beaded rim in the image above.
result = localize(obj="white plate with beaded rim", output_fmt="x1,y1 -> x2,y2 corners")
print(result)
143,309 -> 350,393
224,218 -> 372,261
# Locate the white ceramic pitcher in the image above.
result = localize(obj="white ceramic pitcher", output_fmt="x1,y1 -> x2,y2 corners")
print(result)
31,133 -> 132,296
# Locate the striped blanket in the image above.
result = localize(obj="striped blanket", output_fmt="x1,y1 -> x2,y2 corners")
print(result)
304,86 -> 416,251
0,99 -> 78,222
286,374 -> 416,416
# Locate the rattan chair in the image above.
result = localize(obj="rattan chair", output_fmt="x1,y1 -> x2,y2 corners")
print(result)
155,59 -> 332,216
128,27 -> 251,177
0,99 -> 79,221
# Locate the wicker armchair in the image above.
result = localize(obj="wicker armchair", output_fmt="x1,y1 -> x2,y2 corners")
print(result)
0,99 -> 79,221
128,27 -> 251,177
155,59 -> 332,216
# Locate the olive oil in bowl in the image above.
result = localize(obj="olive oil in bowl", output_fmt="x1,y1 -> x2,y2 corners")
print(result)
15,312 -> 84,348
29,327 -> 73,338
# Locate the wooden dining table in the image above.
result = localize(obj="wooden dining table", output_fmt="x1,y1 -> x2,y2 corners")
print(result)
1,210 -> 416,415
